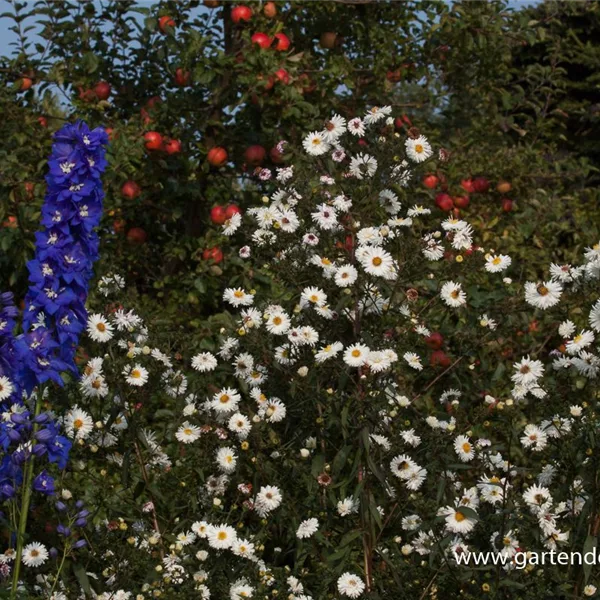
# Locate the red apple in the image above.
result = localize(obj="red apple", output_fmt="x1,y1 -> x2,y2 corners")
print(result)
20,77 -> 33,91
37,116 -> 48,127
3,216 -> 18,228
113,219 -> 126,234
174,68 -> 190,86
270,146 -> 284,164
473,177 -> 490,193
274,68 -> 290,84
497,181 -> 512,194
501,198 -> 514,212
158,16 -> 175,33
244,145 -> 266,166
203,246 -> 224,263
264,1 -> 277,17
225,204 -> 242,219
273,33 -> 290,51
435,193 -> 454,212
210,206 -> 227,225
423,174 -> 439,189
257,73 -> 275,91
94,81 -> 111,100
207,146 -> 228,167
425,332 -> 444,350
121,180 -> 141,200
251,32 -> 272,49
460,178 -> 475,193
127,227 -> 147,244
231,5 -> 252,23
144,131 -> 163,151
453,195 -> 470,209
430,350 -> 451,368
24,182 -> 34,196
164,139 -> 181,155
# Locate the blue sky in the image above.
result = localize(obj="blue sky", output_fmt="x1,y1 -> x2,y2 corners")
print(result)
0,0 -> 540,59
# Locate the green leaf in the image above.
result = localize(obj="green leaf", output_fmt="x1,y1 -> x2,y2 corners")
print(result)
583,534 -> 597,583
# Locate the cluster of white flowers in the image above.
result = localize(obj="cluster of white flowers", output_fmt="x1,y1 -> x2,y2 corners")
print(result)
22,111 -> 598,599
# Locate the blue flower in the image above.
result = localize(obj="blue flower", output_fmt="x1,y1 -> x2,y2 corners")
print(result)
33,470 -> 55,495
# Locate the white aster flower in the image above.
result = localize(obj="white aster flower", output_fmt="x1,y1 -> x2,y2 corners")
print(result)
405,135 -> 433,163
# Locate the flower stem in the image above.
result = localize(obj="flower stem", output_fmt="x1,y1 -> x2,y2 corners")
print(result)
11,389 -> 43,598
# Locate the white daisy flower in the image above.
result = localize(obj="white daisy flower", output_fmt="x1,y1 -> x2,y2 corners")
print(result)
315,342 -> 344,363
223,288 -> 254,307
216,446 -> 237,473
211,387 -> 241,413
337,572 -> 366,598
454,435 -> 475,462
228,413 -> 252,439
265,311 -> 291,335
343,343 -> 370,367
302,131 -> 330,156
337,497 -> 359,516
405,135 -> 433,163
322,114 -> 347,142
363,105 -> 391,125
333,264 -> 358,287
566,330 -> 595,355
176,422 -> 201,444
347,118 -> 365,136
64,407 -> 94,440
191,352 -> 218,372
440,281 -> 467,307
358,247 -> 395,279
86,313 -> 114,343
485,254 -> 512,273
403,352 -> 423,371
21,542 -> 49,567
512,356 -> 544,386
255,485 -> 282,517
300,286 -> 327,308
0,376 -> 14,401
207,524 -> 237,549
296,518 -> 319,539
524,280 -> 563,310
589,299 -> 600,332
349,153 -> 377,179
123,364 -> 149,387
442,507 -> 477,534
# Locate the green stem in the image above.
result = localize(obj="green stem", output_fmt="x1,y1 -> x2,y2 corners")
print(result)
49,544 -> 69,596
11,390 -> 44,599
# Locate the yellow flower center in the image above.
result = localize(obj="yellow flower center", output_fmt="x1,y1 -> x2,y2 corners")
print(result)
372,257 -> 383,266
454,512 -> 466,522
